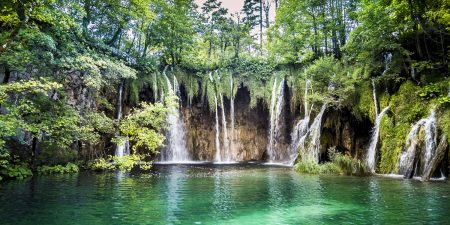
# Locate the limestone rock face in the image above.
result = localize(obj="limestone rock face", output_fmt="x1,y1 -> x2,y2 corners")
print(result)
181,86 -> 270,161
178,83 -> 371,162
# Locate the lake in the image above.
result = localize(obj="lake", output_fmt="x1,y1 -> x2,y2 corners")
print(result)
1,164 -> 449,224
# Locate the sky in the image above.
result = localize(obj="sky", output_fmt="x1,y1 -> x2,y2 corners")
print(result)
194,0 -> 245,14
194,0 -> 276,21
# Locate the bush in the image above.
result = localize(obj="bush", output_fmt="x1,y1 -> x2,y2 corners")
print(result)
295,147 -> 369,176
86,155 -> 151,172
295,160 -> 321,174
0,152 -> 32,180
87,158 -> 116,171
37,163 -> 79,174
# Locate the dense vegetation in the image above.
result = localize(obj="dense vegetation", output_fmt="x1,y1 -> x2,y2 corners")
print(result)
0,0 -> 449,180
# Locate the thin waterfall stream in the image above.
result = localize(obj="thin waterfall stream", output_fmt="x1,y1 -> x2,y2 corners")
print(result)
115,81 -> 130,158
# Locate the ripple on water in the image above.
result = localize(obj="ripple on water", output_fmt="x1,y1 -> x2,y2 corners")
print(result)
0,165 -> 449,224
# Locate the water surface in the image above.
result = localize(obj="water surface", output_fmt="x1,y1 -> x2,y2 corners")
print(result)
1,164 -> 449,224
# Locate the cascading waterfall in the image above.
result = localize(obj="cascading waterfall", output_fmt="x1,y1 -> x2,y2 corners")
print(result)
160,66 -> 190,162
398,109 -> 437,176
423,110 -> 437,168
267,79 -> 285,162
398,119 -> 427,175
115,81 -> 130,157
303,104 -> 327,163
288,79 -> 313,164
220,93 -> 230,162
366,107 -> 390,173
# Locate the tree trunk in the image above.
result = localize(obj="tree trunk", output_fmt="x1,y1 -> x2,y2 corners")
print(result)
259,0 -> 263,54
422,135 -> 448,182
82,0 -> 92,36
107,26 -> 123,47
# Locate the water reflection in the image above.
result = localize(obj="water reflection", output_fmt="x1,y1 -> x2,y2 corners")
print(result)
0,165 -> 449,225
213,170 -> 234,220
266,169 -> 283,223
165,166 -> 184,224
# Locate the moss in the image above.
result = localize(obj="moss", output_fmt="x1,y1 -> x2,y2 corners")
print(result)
353,81 -> 375,122
438,108 -> 450,143
377,80 -> 431,173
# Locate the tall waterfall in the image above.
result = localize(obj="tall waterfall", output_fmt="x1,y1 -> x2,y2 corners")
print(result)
267,79 -> 278,160
214,94 -> 221,162
209,72 -> 222,162
288,79 -> 313,164
229,75 -> 236,156
366,107 -> 390,173
220,93 -> 230,162
267,79 -> 285,162
160,66 -> 190,162
115,81 -> 130,157
398,109 -> 437,176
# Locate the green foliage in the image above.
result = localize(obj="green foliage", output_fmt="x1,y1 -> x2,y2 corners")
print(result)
0,152 -> 32,180
87,158 -> 116,171
78,111 -> 115,145
118,102 -> 168,154
296,147 -> 368,176
37,163 -> 79,174
87,155 -> 150,172
295,160 -> 321,174
419,81 -> 450,106
328,148 -> 368,176
0,79 -> 82,151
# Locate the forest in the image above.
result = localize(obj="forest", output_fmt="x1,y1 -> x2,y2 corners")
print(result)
0,0 -> 449,180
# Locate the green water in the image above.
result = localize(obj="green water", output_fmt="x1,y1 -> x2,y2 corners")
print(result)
1,164 -> 449,224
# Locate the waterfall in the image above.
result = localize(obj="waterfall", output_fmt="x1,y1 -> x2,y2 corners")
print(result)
267,79 -> 278,160
220,93 -> 231,162
115,81 -> 130,157
366,107 -> 390,173
288,79 -> 313,164
267,79 -> 285,162
160,66 -> 190,162
229,75 -> 236,156
371,79 -> 379,116
214,94 -> 221,162
303,104 -> 327,163
153,73 -> 158,101
398,109 -> 437,176
423,110 -> 437,168
381,52 -> 392,76
288,118 -> 309,163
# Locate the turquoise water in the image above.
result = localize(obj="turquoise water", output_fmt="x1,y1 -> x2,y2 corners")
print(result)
1,164 -> 449,224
